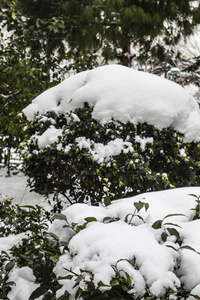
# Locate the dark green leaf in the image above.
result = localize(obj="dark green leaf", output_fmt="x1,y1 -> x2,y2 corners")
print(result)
152,220 -> 162,229
163,213 -> 186,220
188,194 -> 198,198
181,245 -> 197,252
135,214 -> 145,222
145,203 -> 149,211
4,281 -> 16,287
84,217 -> 97,222
104,196 -> 111,206
163,222 -> 182,228
60,241 -> 69,247
50,255 -> 59,263
97,280 -> 110,287
188,294 -> 200,300
103,216 -> 112,223
161,232 -> 168,242
134,201 -> 144,212
124,213 -> 132,223
110,279 -> 119,286
76,224 -> 86,233
166,228 -> 180,239
166,245 -> 178,252
53,213 -> 67,221
57,275 -> 74,280
124,271 -> 132,286
5,260 -> 15,272
29,286 -> 47,300
44,232 -> 59,240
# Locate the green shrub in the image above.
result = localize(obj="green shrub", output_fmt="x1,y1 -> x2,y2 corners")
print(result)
21,103 -> 200,206
0,251 -> 15,300
0,199 -> 50,237
0,200 -> 61,299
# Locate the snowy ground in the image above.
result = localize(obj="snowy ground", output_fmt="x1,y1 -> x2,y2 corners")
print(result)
0,167 -> 49,208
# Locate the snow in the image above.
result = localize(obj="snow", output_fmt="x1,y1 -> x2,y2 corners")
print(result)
54,221 -> 180,297
37,125 -> 62,149
135,135 -> 153,151
7,267 -> 41,300
177,220 -> 200,291
23,69 -> 89,121
0,233 -> 27,253
23,65 -> 200,144
0,167 -> 49,207
178,25 -> 200,61
49,187 -> 200,298
76,136 -> 134,163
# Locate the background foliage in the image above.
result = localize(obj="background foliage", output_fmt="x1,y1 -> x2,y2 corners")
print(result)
4,0 -> 200,67
0,1 -> 60,168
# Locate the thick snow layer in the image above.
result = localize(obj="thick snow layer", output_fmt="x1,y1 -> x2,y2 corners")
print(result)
1,171 -> 200,298
23,64 -> 200,142
54,222 -> 180,298
50,187 -> 200,298
7,267 -> 41,300
37,126 -> 62,149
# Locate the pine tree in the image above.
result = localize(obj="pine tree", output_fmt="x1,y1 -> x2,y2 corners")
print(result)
8,0 -> 200,68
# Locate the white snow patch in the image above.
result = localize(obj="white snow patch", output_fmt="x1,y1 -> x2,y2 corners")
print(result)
179,148 -> 187,157
76,137 -> 134,163
135,135 -> 153,151
187,284 -> 200,299
37,125 -> 62,149
7,267 -> 41,300
23,65 -> 200,143
0,233 -> 27,252
23,70 -> 89,120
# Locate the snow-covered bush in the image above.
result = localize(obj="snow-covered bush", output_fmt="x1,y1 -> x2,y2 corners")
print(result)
49,189 -> 200,300
22,103 -> 200,205
0,199 -> 61,299
1,189 -> 200,299
21,65 -> 200,206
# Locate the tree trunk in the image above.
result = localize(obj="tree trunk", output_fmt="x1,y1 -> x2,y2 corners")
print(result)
120,40 -> 132,68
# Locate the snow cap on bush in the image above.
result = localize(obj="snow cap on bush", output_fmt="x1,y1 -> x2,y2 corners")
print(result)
23,64 -> 200,142
50,187 -> 200,298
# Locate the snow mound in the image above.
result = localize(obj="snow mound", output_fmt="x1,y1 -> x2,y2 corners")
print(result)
50,187 -> 200,298
23,64 -> 200,142
7,267 -> 41,300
